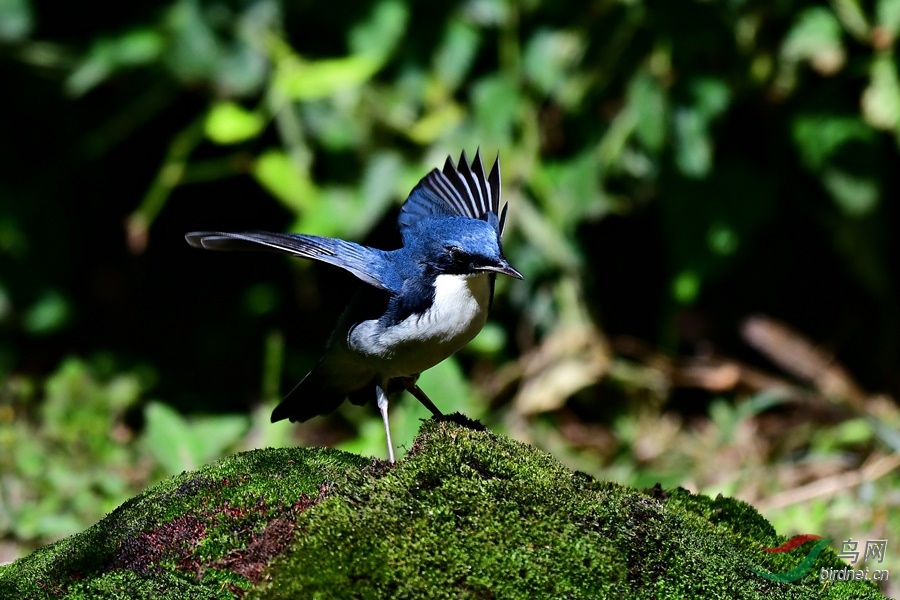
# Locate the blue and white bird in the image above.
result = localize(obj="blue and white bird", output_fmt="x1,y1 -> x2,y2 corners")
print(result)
186,150 -> 522,462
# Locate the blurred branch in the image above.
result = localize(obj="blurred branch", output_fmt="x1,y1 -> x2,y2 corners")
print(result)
740,315 -> 867,410
125,114 -> 206,254
758,451 -> 900,511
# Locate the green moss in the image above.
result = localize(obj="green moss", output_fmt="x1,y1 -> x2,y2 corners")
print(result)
0,447 -> 367,599
0,417 -> 885,599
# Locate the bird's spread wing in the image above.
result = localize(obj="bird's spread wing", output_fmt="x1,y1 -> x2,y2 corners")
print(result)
399,149 -> 508,238
185,231 -> 393,292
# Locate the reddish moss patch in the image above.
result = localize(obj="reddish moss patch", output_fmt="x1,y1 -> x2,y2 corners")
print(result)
110,514 -> 207,574
213,517 -> 296,584
104,482 -> 334,593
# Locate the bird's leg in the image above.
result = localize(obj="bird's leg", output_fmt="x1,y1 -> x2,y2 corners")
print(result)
401,377 -> 443,417
375,380 -> 396,464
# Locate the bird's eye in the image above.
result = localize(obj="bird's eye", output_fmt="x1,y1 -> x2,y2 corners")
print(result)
446,246 -> 469,265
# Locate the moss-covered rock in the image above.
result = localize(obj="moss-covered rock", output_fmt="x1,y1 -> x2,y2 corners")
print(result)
0,416 -> 886,599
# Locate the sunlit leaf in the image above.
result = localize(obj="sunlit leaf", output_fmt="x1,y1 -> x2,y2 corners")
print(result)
143,402 -> 249,474
831,0 -> 871,40
467,321 -> 506,356
143,402 -> 195,473
275,55 -> 380,100
253,149 -> 317,213
353,151 -> 404,235
463,0 -> 509,26
628,72 -> 667,152
822,168 -> 879,216
672,269 -> 701,304
877,0 -> 900,35
417,358 -> 482,417
472,74 -> 519,143
205,101 -> 265,144
861,54 -> 900,131
65,39 -> 115,96
165,0 -> 221,82
523,28 -> 585,105
407,103 -> 465,143
781,7 -> 845,75
116,29 -> 164,66
673,107 -> 712,178
348,0 -> 408,64
188,414 -> 250,463
292,186 -> 356,238
434,19 -> 481,91
215,41 -> 269,97
690,77 -> 730,120
0,0 -> 32,41
303,100 -> 366,150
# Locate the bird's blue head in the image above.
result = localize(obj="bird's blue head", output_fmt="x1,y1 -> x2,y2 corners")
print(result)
413,216 -> 523,280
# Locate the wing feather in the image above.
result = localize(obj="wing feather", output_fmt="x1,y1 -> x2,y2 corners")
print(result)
185,231 -> 392,292
398,149 -> 509,238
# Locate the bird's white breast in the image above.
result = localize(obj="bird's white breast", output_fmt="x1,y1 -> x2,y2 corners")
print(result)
348,273 -> 491,377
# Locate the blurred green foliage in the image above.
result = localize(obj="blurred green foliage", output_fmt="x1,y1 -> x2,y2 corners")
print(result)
2,0 -> 900,590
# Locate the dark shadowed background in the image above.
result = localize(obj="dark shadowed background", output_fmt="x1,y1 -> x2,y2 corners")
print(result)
1,0 -> 898,593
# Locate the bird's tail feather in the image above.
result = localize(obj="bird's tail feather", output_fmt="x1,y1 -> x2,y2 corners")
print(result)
270,359 -> 375,423
271,368 -> 347,423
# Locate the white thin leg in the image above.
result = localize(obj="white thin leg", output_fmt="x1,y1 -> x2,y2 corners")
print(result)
376,381 -> 395,463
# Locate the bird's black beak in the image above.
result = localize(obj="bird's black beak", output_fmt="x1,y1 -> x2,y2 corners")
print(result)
476,258 -> 524,280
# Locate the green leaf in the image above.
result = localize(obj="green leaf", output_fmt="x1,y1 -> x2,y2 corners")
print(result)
407,103 -> 465,144
275,55 -> 380,100
673,107 -> 712,178
690,77 -> 730,120
65,39 -> 116,96
466,321 -> 506,356
303,100 -> 365,150
0,0 -> 33,41
416,358 -> 482,418
463,0 -> 509,26
165,0 -> 221,83
706,221 -> 739,257
434,19 -> 481,91
781,7 -> 845,75
188,414 -> 250,463
822,168 -> 879,216
472,74 -> 519,143
348,0 -> 408,64
215,40 -> 269,97
205,101 -> 265,145
23,290 -> 70,335
354,152 -> 404,235
143,402 -> 196,474
791,114 -> 873,169
143,402 -> 248,474
253,149 -> 317,213
115,28 -> 164,66
627,72 -> 667,153
877,0 -> 900,35
861,54 -> 900,131
672,269 -> 701,304
523,29 -> 584,96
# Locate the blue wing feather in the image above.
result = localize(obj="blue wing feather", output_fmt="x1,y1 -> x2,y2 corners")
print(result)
185,231 -> 394,292
399,149 -> 507,240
